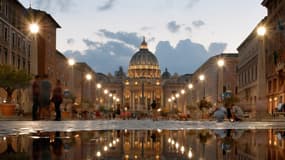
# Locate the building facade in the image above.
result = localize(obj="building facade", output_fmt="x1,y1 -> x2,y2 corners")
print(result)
262,0 -> 285,114
28,8 -> 61,83
192,54 -> 238,105
0,0 -> 33,110
95,39 -> 194,116
73,62 -> 96,106
237,20 -> 262,114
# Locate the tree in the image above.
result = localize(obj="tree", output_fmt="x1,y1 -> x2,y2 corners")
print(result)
0,65 -> 32,103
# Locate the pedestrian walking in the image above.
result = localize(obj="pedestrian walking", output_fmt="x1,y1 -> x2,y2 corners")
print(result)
51,80 -> 63,121
39,74 -> 52,120
32,75 -> 40,120
151,100 -> 157,120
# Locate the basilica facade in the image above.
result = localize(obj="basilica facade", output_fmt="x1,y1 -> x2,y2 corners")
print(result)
96,39 -> 190,114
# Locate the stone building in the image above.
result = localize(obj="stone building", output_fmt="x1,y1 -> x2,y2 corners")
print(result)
237,19 -> 264,114
0,0 -> 33,110
27,8 -> 61,83
262,0 -> 285,114
72,62 -> 96,106
192,53 -> 238,105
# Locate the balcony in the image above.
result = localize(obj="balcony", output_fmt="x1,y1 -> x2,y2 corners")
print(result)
276,62 -> 285,77
276,62 -> 285,72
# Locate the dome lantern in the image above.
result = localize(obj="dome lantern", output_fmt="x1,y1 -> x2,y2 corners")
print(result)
128,37 -> 161,79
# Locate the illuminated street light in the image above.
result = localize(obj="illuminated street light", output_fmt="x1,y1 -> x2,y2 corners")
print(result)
217,59 -> 225,67
97,83 -> 102,89
175,93 -> 180,98
29,23 -> 39,34
103,146 -> 108,151
181,89 -> 185,95
257,26 -> 266,36
181,146 -> 185,154
104,89 -> 109,94
199,74 -> 205,81
96,151 -> 101,157
85,73 -> 92,81
188,83 -> 193,89
68,58 -> 75,66
199,74 -> 206,98
188,148 -> 193,158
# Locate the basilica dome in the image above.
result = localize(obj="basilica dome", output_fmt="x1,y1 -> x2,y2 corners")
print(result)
128,38 -> 161,78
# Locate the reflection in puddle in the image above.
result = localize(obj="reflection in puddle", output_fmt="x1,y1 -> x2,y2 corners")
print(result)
0,129 -> 284,160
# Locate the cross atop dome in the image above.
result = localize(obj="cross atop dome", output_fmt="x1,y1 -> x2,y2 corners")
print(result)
140,36 -> 148,50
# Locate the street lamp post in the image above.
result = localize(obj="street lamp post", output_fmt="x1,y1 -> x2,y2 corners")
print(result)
188,83 -> 193,106
217,58 -> 225,102
256,25 -> 267,119
181,89 -> 185,114
199,74 -> 205,99
68,58 -> 75,94
81,73 -> 92,105
29,23 -> 39,75
96,83 -> 102,107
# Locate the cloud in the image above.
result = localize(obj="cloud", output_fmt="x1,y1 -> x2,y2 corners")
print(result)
208,42 -> 227,55
156,39 -> 228,74
64,39 -> 135,73
185,26 -> 192,33
187,0 -> 200,8
83,39 -> 102,49
67,38 -> 75,45
167,21 -> 181,33
155,39 -> 210,73
141,26 -> 153,31
33,0 -> 74,12
192,20 -> 205,28
63,30 -> 227,75
97,0 -> 116,11
98,29 -> 142,48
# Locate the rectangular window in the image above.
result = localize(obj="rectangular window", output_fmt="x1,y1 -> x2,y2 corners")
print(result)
0,46 -> 1,64
12,32 -> 15,48
12,52 -> 15,65
268,80 -> 272,93
17,36 -> 21,49
4,27 -> 8,41
0,0 -> 3,12
22,58 -> 25,70
4,48 -> 7,64
5,2 -> 8,17
28,44 -> 31,58
28,61 -> 31,74
17,55 -> 20,69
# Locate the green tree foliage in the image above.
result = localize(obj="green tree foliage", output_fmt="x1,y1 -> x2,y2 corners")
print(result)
0,65 -> 32,103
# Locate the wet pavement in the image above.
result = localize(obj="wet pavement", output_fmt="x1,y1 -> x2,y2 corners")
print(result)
0,120 -> 285,136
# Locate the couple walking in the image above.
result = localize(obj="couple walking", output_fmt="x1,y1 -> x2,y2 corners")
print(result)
32,75 -> 63,121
